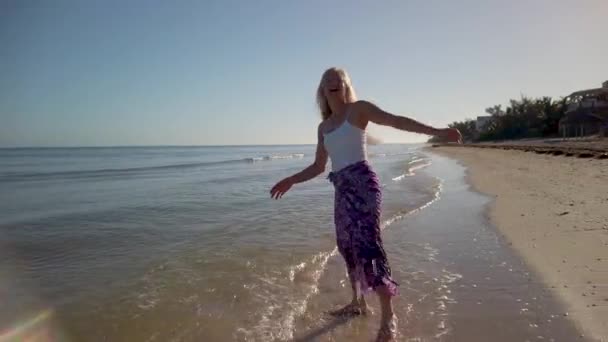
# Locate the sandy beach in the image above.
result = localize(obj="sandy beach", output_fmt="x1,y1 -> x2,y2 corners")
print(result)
434,146 -> 608,341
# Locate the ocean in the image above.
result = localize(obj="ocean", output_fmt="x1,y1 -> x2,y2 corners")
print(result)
0,145 -> 581,341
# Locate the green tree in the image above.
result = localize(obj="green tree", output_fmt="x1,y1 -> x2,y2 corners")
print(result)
445,95 -> 569,142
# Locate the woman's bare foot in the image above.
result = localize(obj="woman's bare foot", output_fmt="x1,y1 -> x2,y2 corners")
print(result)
375,315 -> 397,342
328,299 -> 370,317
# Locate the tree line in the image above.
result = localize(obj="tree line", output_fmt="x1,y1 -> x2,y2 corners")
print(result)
430,96 -> 570,143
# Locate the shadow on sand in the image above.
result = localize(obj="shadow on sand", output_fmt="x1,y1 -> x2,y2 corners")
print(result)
293,315 -> 355,342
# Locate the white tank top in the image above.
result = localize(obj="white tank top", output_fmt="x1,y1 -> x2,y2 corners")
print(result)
323,112 -> 367,172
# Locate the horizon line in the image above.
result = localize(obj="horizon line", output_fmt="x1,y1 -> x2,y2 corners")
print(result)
0,142 -> 424,149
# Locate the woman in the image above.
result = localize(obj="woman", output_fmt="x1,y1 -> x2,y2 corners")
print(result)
270,67 -> 461,341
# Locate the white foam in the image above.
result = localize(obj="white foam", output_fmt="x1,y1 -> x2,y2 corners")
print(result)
381,180 -> 443,229
392,158 -> 433,181
369,153 -> 387,158
442,270 -> 463,284
434,320 -> 450,339
370,151 -> 415,158
392,174 -> 406,181
246,153 -> 305,163
404,161 -> 433,177
135,263 -> 168,311
238,249 -> 337,341
288,262 -> 307,282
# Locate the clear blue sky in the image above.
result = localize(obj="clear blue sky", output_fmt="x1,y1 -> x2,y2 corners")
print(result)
1,0 -> 606,147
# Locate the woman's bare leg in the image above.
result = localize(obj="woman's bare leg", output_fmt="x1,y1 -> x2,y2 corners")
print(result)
375,284 -> 396,341
329,270 -> 369,316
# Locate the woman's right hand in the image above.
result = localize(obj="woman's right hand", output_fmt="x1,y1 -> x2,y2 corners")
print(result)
270,177 -> 294,199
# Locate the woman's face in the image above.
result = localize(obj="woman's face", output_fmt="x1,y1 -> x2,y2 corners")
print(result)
322,70 -> 346,101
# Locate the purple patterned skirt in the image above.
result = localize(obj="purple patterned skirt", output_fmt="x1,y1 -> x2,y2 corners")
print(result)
328,160 -> 398,296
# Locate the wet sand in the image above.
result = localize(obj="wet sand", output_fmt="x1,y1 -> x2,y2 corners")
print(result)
434,146 -> 608,341
293,153 -> 584,341
469,136 -> 608,152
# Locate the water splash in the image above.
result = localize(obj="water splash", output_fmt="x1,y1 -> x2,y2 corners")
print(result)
237,249 -> 338,341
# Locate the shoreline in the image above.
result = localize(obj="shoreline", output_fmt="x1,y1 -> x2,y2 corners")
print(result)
432,146 -> 608,341
294,151 -> 584,341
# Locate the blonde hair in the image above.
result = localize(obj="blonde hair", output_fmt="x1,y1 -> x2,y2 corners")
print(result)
316,67 -> 357,121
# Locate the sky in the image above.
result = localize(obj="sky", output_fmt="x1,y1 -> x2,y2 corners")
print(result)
1,0 -> 607,147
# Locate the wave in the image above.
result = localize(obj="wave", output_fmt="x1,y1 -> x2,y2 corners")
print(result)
237,250 -> 336,341
392,158 -> 433,181
1,154 -> 306,182
244,153 -> 305,163
369,151 -> 413,158
382,178 -> 442,228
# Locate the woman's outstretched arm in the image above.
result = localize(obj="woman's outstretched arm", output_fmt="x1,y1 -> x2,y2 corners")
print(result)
356,101 -> 462,142
270,125 -> 328,199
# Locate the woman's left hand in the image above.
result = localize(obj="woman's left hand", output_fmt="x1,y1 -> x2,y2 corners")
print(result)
270,177 -> 294,199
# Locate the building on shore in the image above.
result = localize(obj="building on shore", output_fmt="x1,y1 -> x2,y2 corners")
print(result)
559,81 -> 608,137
